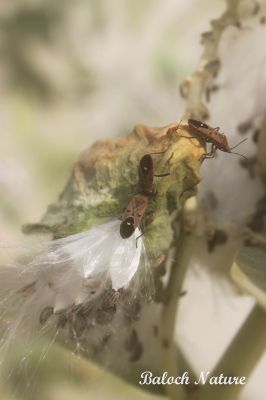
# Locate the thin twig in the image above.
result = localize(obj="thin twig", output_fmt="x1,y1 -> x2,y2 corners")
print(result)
160,211 -> 196,400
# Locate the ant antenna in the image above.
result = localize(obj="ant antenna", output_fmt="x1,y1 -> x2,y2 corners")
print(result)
230,151 -> 248,161
229,138 -> 247,151
166,119 -> 184,138
229,138 -> 248,160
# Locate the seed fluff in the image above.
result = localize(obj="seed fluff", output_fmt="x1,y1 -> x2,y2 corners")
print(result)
0,219 -> 147,386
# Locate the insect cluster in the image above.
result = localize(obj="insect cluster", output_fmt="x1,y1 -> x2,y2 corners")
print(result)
0,119 -> 248,385
0,219 -> 146,377
0,149 -> 172,377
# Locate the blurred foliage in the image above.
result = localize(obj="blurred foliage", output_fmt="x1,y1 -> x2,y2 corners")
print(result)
0,2 -> 65,101
0,0 -> 95,102
0,1 -> 225,399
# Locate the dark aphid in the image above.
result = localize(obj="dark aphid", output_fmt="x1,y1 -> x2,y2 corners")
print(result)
252,128 -> 260,143
56,313 -> 68,329
95,288 -> 120,324
207,229 -> 228,253
40,305 -> 54,325
129,341 -> 143,362
69,311 -> 87,338
122,296 -> 141,323
19,281 -> 36,296
95,308 -> 116,325
92,334 -> 112,354
247,213 -> 264,232
206,84 -> 220,102
162,338 -> 169,348
255,196 -> 266,215
204,190 -> 219,211
186,119 -> 248,160
239,156 -> 257,179
247,195 -> 266,232
153,325 -> 159,337
120,152 -> 169,239
101,288 -> 120,312
124,329 -> 144,362
237,120 -> 253,135
124,329 -> 138,351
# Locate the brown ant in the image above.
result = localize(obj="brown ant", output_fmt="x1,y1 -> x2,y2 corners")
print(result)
180,119 -> 248,161
120,152 -> 170,240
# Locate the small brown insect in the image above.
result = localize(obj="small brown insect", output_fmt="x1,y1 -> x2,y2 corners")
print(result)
153,325 -> 159,337
247,195 -> 266,232
70,311 -> 87,338
56,313 -> 68,329
120,194 -> 149,238
185,119 -> 248,160
129,341 -> 143,362
124,329 -> 144,362
252,128 -> 260,143
101,288 -> 120,312
237,120 -> 253,135
40,305 -> 54,325
122,295 -> 141,323
124,329 -> 138,351
207,229 -> 228,253
239,156 -> 257,179
19,281 -> 36,296
120,153 -> 169,238
162,337 -> 170,348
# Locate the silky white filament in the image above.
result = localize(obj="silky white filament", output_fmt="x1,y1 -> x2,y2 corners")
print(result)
0,219 -> 145,374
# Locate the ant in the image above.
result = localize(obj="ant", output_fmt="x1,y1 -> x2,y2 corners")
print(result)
184,119 -> 248,160
120,152 -> 170,240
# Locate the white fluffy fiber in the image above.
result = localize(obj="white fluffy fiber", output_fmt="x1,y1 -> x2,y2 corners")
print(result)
0,219 -> 143,357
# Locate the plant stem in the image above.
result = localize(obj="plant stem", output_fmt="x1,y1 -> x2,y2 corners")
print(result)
197,304 -> 266,400
160,215 -> 197,400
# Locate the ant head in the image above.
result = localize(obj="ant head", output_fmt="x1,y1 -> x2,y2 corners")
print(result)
220,148 -> 226,152
140,154 -> 153,175
120,216 -> 135,238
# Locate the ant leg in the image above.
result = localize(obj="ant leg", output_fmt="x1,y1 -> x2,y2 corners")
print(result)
154,172 -> 170,177
200,144 -> 214,161
150,122 -> 182,155
136,231 -> 145,248
206,143 -> 216,156
166,120 -> 183,138
135,206 -> 156,246
149,147 -> 172,156
179,135 -> 200,140
201,144 -> 217,160
128,184 -> 138,195
166,151 -> 174,164
149,121 -> 181,159
154,152 -> 173,178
